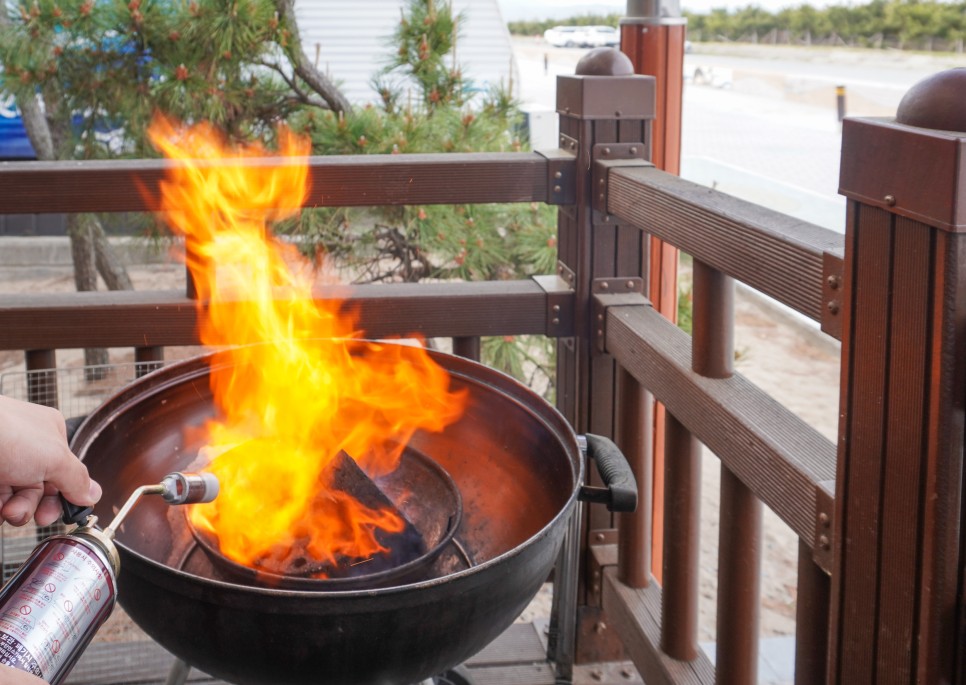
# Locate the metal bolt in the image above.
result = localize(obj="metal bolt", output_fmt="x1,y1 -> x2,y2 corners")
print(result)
598,313 -> 604,322
593,570 -> 601,579
554,171 -> 562,179
592,669 -> 605,681
553,185 -> 562,193
552,304 -> 561,312
615,110 -> 622,117
594,621 -> 607,634
552,317 -> 560,325
600,281 -> 609,290
597,329 -> 604,337
595,532 -> 606,542
884,194 -> 896,206
827,301 -> 840,315
819,534 -> 830,550
570,141 -> 577,150
603,147 -> 611,155
558,265 -> 563,274
819,512 -> 830,526
599,193 -> 605,203
630,146 -> 638,155
621,668 -> 634,679
592,583 -> 600,594
827,275 -> 841,290
626,280 -> 635,289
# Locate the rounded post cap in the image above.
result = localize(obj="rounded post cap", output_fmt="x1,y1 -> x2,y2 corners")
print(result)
575,48 -> 635,76
896,68 -> 966,133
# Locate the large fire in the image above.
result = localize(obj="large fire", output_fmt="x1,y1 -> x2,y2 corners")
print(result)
148,117 -> 466,574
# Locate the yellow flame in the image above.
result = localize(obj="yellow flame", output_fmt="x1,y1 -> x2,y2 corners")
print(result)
148,116 -> 466,570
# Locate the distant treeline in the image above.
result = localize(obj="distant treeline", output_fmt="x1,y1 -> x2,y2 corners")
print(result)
508,0 -> 966,52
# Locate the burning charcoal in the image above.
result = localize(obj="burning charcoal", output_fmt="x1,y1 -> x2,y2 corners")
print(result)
304,450 -> 426,579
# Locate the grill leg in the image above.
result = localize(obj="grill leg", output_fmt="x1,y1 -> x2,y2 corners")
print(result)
165,659 -> 191,685
547,500 -> 583,683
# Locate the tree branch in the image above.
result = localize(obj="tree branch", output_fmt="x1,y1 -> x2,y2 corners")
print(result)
273,0 -> 353,114
257,59 -> 333,110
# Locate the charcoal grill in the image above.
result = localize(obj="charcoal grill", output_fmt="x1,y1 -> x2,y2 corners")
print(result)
69,344 -> 635,685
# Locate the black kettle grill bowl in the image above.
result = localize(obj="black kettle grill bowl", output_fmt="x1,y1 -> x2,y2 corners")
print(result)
71,346 -> 582,685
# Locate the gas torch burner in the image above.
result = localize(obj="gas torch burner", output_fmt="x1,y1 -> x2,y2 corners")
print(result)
0,472 -> 220,684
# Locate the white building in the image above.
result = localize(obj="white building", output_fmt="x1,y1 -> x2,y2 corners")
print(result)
294,0 -> 519,106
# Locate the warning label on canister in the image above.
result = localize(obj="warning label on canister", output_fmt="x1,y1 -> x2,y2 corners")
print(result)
0,630 -> 42,677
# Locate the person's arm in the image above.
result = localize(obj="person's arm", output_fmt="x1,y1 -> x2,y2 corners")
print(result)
0,396 -> 101,527
0,666 -> 48,685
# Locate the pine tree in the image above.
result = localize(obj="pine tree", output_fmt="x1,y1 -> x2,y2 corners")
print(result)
0,0 -> 556,393
284,0 -> 557,393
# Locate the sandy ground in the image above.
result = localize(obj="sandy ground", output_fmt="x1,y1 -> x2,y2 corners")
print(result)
0,256 -> 840,651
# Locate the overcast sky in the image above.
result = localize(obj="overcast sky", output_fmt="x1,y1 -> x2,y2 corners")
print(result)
496,0 -> 810,20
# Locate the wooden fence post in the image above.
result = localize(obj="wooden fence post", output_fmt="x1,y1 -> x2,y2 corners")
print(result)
620,0 -> 686,582
830,71 -> 966,685
550,48 -> 655,664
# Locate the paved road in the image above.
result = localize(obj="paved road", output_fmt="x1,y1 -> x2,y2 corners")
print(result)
513,38 -> 963,232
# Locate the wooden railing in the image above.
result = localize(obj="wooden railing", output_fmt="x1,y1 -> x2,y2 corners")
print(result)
0,63 -> 963,685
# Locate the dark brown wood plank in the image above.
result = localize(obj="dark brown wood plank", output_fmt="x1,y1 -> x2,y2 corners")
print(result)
602,568 -> 715,685
607,165 -> 843,324
834,204 -> 893,685
876,217 -> 931,684
588,222 -> 619,531
0,153 -> 554,214
839,118 -> 966,232
795,539 -> 831,685
925,230 -> 966,684
604,302 -> 836,547
0,280 -> 560,350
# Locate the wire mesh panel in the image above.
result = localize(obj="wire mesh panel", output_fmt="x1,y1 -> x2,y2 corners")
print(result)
0,363 -> 194,684
0,363 -> 162,420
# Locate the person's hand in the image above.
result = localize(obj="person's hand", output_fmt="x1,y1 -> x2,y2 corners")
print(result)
0,396 -> 101,527
0,664 -> 48,685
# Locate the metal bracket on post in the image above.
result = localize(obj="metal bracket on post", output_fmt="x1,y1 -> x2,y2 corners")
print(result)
812,480 -> 835,575
821,250 -> 845,341
591,145 -> 652,217
557,261 -> 577,290
591,279 -> 649,354
536,148 -> 577,206
559,133 -> 579,155
533,274 -> 576,338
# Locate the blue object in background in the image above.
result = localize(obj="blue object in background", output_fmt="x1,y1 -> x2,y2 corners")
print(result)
0,94 -> 36,159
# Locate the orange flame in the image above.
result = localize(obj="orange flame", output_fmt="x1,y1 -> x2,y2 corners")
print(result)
148,116 -> 466,573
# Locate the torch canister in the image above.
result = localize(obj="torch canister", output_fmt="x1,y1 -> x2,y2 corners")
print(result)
0,523 -> 118,685
0,471 -> 218,684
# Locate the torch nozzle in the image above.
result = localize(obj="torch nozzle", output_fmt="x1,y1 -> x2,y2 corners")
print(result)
102,471 -> 220,539
161,472 -> 220,505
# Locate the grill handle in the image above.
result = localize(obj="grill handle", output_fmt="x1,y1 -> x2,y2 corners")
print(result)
578,433 -> 638,513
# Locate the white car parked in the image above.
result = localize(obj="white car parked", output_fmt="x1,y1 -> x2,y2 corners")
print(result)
579,26 -> 620,48
543,25 -> 620,48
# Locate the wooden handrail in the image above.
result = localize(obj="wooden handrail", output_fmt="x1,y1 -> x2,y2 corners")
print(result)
0,152 -> 572,214
0,280 -> 564,350
603,300 -> 836,553
606,165 -> 844,325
